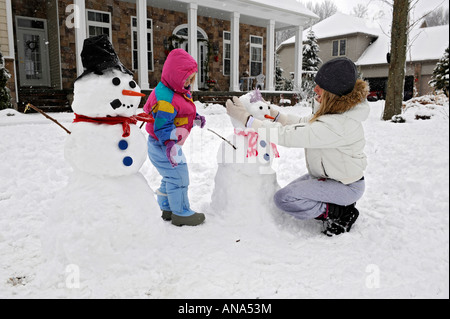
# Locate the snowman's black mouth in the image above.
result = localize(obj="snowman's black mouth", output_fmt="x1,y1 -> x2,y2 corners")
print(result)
110,99 -> 134,110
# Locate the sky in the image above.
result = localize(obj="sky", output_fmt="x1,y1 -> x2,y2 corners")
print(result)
329,0 -> 449,21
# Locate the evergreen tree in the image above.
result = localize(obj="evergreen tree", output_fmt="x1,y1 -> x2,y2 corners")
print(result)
301,30 -> 322,102
0,50 -> 12,110
302,30 -> 322,72
275,54 -> 285,91
429,47 -> 449,97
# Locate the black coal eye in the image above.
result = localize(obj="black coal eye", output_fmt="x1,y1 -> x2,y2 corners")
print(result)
112,77 -> 121,86
259,106 -> 263,110
129,81 -> 136,88
268,106 -> 271,110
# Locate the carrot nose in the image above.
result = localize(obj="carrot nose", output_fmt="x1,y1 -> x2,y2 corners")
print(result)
264,115 -> 275,120
122,90 -> 146,97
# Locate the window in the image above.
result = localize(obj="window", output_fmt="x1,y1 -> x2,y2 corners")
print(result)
86,10 -> 111,38
332,39 -> 347,56
250,35 -> 263,77
131,17 -> 154,71
223,31 -> 231,76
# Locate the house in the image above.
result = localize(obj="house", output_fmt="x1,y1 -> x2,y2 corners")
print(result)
0,0 -> 318,111
277,12 -> 450,99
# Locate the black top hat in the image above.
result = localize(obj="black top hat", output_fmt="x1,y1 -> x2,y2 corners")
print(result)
75,34 -> 132,81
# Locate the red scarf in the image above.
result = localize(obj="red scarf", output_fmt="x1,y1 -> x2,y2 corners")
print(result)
73,113 -> 154,138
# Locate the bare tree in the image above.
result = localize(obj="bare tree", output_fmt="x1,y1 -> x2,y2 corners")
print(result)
352,3 -> 369,19
383,0 -> 410,121
425,7 -> 449,26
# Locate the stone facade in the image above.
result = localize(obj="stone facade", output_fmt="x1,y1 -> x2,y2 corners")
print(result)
11,0 -> 267,94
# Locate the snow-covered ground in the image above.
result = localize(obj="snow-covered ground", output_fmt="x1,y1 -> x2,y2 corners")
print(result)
0,97 -> 448,299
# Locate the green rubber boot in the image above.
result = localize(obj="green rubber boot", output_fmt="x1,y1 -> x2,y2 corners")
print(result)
171,212 -> 205,227
161,210 -> 172,221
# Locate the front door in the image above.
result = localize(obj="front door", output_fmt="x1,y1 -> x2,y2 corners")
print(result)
16,16 -> 51,87
179,41 -> 208,89
172,25 -> 209,89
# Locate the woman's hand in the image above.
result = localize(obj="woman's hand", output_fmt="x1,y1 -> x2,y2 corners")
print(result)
225,96 -> 251,126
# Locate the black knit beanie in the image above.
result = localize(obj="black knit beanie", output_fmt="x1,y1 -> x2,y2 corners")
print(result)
314,57 -> 358,96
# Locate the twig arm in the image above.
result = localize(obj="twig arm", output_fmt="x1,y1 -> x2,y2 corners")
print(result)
207,128 -> 237,150
25,103 -> 72,134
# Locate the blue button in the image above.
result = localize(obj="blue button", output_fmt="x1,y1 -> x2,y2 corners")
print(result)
260,140 -> 267,148
264,153 -> 270,161
118,140 -> 128,150
123,156 -> 133,167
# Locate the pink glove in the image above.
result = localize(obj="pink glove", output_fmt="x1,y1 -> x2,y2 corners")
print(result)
165,140 -> 178,167
194,113 -> 206,128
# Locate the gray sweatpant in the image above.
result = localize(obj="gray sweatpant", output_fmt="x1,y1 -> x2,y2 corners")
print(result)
274,174 -> 365,220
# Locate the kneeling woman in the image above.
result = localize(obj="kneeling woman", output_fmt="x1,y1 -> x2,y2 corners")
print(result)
225,57 -> 369,236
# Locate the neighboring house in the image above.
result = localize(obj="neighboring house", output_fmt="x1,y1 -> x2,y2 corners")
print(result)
0,0 -> 318,111
277,12 -> 450,99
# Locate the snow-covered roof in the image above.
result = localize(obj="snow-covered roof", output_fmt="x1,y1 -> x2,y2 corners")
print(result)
279,12 -> 381,48
278,12 -> 449,64
356,24 -> 450,65
244,0 -> 318,18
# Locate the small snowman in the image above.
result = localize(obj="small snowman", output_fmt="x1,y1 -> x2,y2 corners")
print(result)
40,35 -> 161,291
211,90 -> 281,225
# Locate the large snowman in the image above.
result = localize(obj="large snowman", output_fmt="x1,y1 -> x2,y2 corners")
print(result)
39,35 -> 161,294
211,90 -> 281,226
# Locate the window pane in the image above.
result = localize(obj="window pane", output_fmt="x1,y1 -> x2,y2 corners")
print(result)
89,26 -> 95,37
88,11 -> 95,21
148,52 -> 153,70
132,17 -> 137,28
176,28 -> 188,37
103,14 -> 110,23
225,43 -> 231,59
224,32 -> 231,41
251,62 -> 262,76
332,40 -> 339,56
18,18 -> 44,29
340,39 -> 346,56
133,31 -> 137,50
251,47 -> 262,62
224,59 -> 230,76
147,33 -> 152,51
133,50 -> 138,70
147,20 -> 152,29
251,36 -> 262,44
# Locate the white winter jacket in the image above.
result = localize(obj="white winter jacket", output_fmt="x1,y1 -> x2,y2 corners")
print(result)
253,98 -> 370,185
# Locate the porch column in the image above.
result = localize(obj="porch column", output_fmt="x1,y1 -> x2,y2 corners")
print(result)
5,0 -> 18,104
187,3 -> 198,91
265,19 -> 276,91
136,0 -> 149,90
230,12 -> 240,92
74,0 -> 86,77
293,25 -> 303,92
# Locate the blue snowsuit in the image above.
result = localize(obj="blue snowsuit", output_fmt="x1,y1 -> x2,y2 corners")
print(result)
143,49 -> 198,217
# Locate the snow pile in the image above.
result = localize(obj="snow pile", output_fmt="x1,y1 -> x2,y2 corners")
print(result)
402,94 -> 449,121
38,172 -> 163,297
0,97 -> 448,299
